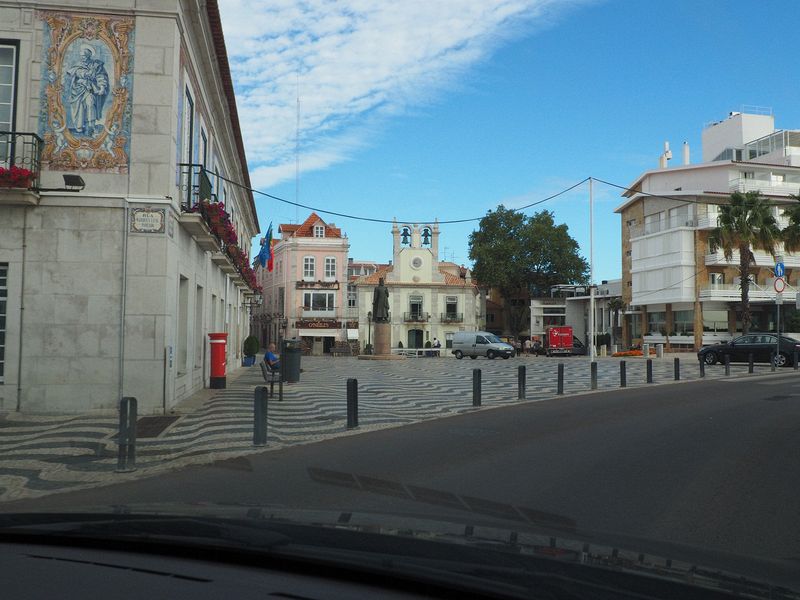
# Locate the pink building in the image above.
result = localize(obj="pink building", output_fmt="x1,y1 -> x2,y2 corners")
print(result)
257,213 -> 350,355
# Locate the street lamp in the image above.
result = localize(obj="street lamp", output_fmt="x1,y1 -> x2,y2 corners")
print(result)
367,311 -> 373,354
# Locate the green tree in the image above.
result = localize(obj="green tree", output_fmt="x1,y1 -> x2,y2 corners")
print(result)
469,206 -> 589,338
781,193 -> 800,253
708,191 -> 780,334
606,297 -> 626,346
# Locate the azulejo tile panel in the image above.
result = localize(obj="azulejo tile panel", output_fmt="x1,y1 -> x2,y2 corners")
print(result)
38,11 -> 135,173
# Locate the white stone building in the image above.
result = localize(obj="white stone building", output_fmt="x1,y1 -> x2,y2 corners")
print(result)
353,221 -> 481,350
0,1 -> 259,413
616,109 -> 800,350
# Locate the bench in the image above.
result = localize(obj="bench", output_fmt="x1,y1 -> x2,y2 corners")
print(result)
259,360 -> 281,397
330,345 -> 352,357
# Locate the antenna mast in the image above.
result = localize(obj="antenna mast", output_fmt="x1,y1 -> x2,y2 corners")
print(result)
295,72 -> 300,223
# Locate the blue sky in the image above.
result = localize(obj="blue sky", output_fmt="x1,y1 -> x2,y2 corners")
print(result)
219,0 -> 800,282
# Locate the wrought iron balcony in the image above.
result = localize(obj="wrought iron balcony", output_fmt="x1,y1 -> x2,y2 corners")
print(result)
0,132 -> 42,204
440,312 -> 463,323
178,163 -> 215,211
403,311 -> 430,322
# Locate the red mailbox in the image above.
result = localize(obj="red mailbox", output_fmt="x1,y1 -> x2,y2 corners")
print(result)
208,332 -> 228,389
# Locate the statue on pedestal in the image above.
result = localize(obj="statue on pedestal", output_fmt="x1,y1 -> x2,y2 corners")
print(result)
372,277 -> 390,322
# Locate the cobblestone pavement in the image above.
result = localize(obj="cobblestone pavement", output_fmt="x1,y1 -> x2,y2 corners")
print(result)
0,355 -> 779,503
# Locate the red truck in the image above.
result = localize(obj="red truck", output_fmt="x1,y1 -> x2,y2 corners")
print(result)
545,326 -> 574,357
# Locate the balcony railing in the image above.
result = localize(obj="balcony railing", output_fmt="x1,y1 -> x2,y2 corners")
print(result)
699,283 -> 780,302
629,215 -> 695,238
0,131 -> 42,190
440,312 -> 463,323
729,178 -> 800,196
403,312 -> 430,322
178,163 -> 215,211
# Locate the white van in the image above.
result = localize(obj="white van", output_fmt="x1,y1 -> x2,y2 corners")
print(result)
451,331 -> 515,360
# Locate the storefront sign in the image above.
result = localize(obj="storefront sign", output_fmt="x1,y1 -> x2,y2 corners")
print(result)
130,208 -> 166,233
296,319 -> 341,329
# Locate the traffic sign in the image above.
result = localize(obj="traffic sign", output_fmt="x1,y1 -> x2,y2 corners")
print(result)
774,277 -> 786,293
775,262 -> 785,278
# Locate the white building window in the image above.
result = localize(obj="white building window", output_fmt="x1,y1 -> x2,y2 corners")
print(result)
303,256 -> 315,280
324,257 -> 336,280
0,44 -> 17,160
303,292 -> 334,312
347,285 -> 357,308
0,263 -> 6,383
314,225 -> 325,238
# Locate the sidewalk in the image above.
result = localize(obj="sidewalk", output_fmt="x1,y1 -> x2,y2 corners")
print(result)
0,355 -> 777,503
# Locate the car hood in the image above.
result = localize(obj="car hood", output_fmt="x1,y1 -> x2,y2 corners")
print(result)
1,503 -> 798,598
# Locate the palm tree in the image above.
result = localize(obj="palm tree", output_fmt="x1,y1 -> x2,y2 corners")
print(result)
708,191 -> 781,334
781,193 -> 800,253
606,297 -> 625,346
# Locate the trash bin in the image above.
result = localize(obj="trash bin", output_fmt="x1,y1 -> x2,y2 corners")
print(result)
282,338 -> 302,383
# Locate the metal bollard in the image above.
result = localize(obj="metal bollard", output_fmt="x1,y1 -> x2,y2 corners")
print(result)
646,358 -> 653,383
699,356 -> 705,378
771,352 -> 776,372
346,378 -> 359,428
116,396 -> 137,472
473,369 -> 482,406
620,360 -> 627,387
557,363 -> 564,395
674,357 -> 680,380
724,354 -> 730,376
794,351 -> 798,371
279,377 -> 284,402
253,386 -> 268,446
748,353 -> 754,374
517,365 -> 526,400
590,361 -> 597,390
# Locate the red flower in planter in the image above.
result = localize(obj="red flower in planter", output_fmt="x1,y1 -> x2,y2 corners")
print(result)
0,165 -> 34,188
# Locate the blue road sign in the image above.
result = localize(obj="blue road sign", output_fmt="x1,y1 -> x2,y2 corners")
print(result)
775,262 -> 785,278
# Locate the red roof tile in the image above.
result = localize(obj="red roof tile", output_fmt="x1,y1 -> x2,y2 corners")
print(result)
279,212 -> 342,238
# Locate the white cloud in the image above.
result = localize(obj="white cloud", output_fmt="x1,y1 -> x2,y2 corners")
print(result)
218,0 -> 588,188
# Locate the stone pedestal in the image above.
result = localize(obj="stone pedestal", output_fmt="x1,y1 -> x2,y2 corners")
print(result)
374,321 -> 391,355
358,321 -> 404,360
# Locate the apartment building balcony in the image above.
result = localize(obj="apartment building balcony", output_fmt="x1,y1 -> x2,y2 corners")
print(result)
403,312 -> 430,322
705,249 -> 800,268
729,178 -> 800,196
440,312 -> 463,323
699,283 -> 777,302
629,215 -> 696,238
298,306 -> 338,319
0,131 -> 42,206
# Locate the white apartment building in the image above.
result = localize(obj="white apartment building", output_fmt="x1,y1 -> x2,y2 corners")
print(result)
530,280 -> 622,347
0,1 -> 259,413
616,109 -> 800,350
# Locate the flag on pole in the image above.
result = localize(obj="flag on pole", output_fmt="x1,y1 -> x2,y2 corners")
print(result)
258,222 -> 272,267
267,238 -> 276,272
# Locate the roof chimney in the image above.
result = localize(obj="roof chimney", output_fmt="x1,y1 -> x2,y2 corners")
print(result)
658,141 -> 672,168
682,141 -> 690,165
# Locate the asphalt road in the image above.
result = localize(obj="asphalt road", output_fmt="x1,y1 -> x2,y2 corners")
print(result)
5,371 -> 800,586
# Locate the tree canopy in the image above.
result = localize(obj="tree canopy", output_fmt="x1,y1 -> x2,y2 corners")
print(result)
708,191 -> 780,334
468,206 -> 589,336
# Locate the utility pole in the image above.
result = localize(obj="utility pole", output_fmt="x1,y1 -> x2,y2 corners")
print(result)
589,178 -> 595,360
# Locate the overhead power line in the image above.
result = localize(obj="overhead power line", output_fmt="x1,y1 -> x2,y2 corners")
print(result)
213,171 -> 590,225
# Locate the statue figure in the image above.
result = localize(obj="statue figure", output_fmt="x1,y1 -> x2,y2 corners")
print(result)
372,277 -> 390,322
64,45 -> 109,136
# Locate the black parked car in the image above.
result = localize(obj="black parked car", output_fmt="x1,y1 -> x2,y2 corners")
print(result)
698,333 -> 800,367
